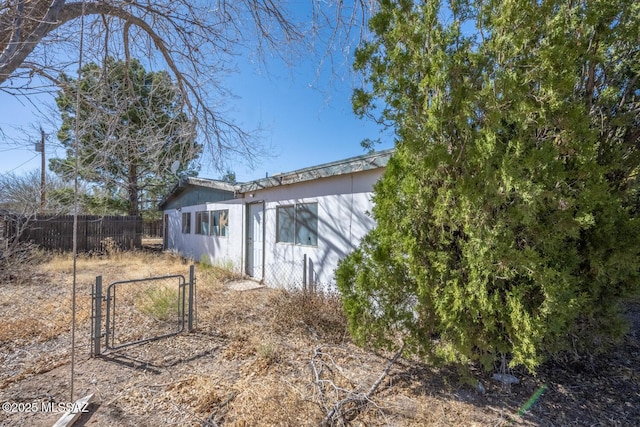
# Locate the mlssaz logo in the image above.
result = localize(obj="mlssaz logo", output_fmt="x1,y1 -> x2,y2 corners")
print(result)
41,401 -> 90,413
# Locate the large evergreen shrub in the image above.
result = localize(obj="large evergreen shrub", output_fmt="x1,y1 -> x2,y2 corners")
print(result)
337,0 -> 640,372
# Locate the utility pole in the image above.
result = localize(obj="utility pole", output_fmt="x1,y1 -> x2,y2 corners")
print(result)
35,129 -> 45,212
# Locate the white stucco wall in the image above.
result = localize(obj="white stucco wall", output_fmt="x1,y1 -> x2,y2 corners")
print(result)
163,167 -> 383,289
164,199 -> 245,273
250,168 -> 381,288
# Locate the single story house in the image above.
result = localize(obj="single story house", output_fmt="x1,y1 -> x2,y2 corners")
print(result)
158,149 -> 393,288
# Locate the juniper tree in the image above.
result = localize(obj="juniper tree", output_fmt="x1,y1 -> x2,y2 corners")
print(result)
337,0 -> 640,372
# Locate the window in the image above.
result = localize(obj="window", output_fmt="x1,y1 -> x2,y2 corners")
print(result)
276,203 -> 318,246
195,211 -> 209,235
181,212 -> 191,234
212,210 -> 229,237
193,210 -> 229,236
296,203 -> 318,246
276,206 -> 295,243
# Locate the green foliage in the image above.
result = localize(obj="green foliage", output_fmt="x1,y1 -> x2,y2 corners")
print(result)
198,256 -> 240,282
48,187 -> 129,215
220,169 -> 237,184
338,0 -> 640,373
137,285 -> 181,321
52,57 -> 201,216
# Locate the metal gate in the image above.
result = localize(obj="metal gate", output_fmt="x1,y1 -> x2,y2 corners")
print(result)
91,265 -> 195,356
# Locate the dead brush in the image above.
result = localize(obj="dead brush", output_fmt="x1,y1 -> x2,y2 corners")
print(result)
0,242 -> 47,283
254,337 -> 283,370
268,286 -> 348,343
222,327 -> 258,360
99,237 -> 122,259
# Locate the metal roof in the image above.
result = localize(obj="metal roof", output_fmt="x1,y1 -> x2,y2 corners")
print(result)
157,177 -> 237,210
180,177 -> 238,192
158,149 -> 394,209
238,149 -> 394,193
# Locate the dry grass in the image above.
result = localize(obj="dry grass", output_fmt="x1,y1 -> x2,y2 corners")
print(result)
1,250 -> 639,426
40,249 -> 189,281
268,286 -> 348,343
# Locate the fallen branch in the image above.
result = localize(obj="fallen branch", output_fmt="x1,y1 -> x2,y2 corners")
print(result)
310,346 -> 358,414
319,343 -> 405,426
311,347 -> 329,413
204,391 -> 236,427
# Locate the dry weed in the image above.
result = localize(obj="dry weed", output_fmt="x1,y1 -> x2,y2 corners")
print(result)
0,243 -> 48,283
222,327 -> 257,360
268,287 -> 348,343
198,285 -> 272,336
0,250 -> 193,389
1,252 -> 637,426
255,338 -> 280,366
41,250 -> 189,281
224,375 -> 321,426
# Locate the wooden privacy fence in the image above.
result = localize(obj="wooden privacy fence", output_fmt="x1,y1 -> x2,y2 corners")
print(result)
10,215 -> 142,252
143,219 -> 163,238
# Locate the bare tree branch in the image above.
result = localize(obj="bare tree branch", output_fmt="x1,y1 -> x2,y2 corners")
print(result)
311,343 -> 404,426
1,1 -> 374,172
0,0 -> 67,81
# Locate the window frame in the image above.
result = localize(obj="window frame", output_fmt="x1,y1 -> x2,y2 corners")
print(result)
195,211 -> 210,235
181,212 -> 191,234
211,209 -> 229,237
276,202 -> 318,247
295,203 -> 318,246
276,205 -> 295,244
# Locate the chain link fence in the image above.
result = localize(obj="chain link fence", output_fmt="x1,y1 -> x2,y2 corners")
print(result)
264,254 -> 323,291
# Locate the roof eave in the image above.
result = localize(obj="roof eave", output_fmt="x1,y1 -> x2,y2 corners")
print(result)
238,148 -> 393,193
157,178 -> 238,210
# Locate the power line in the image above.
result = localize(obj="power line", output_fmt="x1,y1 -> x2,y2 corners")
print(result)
0,147 -> 34,153
3,154 -> 39,173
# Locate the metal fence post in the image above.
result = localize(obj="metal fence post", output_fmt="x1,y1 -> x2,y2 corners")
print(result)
308,257 -> 315,293
92,276 -> 102,357
188,265 -> 195,332
303,254 -> 307,291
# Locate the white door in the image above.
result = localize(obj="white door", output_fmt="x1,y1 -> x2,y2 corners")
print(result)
247,203 -> 264,280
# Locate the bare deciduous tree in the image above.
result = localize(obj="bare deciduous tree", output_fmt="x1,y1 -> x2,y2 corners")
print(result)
0,170 -> 72,268
0,0 -> 374,170
0,169 -> 75,214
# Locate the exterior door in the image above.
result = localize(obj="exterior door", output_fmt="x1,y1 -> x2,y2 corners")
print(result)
247,203 -> 264,280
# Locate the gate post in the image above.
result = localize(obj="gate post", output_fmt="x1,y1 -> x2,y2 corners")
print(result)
188,265 -> 195,332
91,276 -> 103,357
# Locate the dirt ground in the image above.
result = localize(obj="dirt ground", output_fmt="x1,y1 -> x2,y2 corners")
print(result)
0,250 -> 639,426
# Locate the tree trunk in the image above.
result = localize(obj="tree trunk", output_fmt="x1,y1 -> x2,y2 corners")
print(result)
128,163 -> 139,216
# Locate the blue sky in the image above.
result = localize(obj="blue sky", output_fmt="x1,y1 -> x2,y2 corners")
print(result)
0,41 -> 393,183
203,52 -> 393,182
